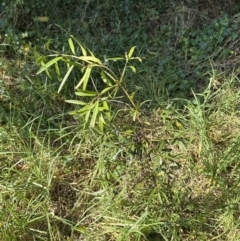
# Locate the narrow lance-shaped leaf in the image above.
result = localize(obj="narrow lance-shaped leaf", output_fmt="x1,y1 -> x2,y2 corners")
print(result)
103,100 -> 111,121
99,117 -> 104,132
101,71 -> 112,86
37,56 -> 63,75
43,64 -> 52,79
103,70 -> 118,83
70,103 -> 94,114
107,57 -> 125,62
75,66 -> 92,90
55,62 -> 61,79
73,225 -> 87,234
98,106 -> 106,111
100,86 -> 114,95
44,39 -> 51,50
98,113 -> 106,132
129,57 -> 142,62
128,46 -> 136,59
68,38 -> 76,55
70,36 -> 87,56
79,43 -> 87,56
75,90 -> 98,97
128,65 -> 136,73
130,90 -> 137,100
87,47 -> 96,57
90,100 -> 99,127
84,109 -> 91,124
76,56 -> 102,65
132,109 -> 138,121
36,56 -> 46,64
38,59 -> 52,79
65,100 -> 86,105
33,16 -> 50,22
58,65 -> 74,93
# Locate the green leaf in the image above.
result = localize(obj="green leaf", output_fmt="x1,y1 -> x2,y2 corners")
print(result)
73,225 -> 87,234
86,47 -> 96,57
101,71 -> 112,86
100,97 -> 108,101
65,100 -> 86,105
77,56 -> 102,65
107,57 -> 125,62
132,109 -> 138,121
33,16 -> 50,22
99,113 -> 106,124
69,36 -> 87,56
76,103 -> 95,114
36,56 -> 46,64
44,39 -> 51,50
128,65 -> 136,73
100,86 -> 114,95
37,56 -> 63,75
138,99 -> 151,107
55,62 -> 61,79
78,43 -> 87,56
85,109 -> 91,123
68,38 -> 76,55
130,90 -> 137,100
90,100 -> 99,127
103,101 -> 111,121
130,57 -> 142,62
75,66 -> 92,90
45,68 -> 52,79
103,70 -> 118,83
128,46 -> 136,58
75,90 -> 98,97
58,65 -> 74,93
98,113 -> 106,132
98,106 -> 106,111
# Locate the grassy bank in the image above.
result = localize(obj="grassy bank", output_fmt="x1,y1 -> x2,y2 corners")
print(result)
1,1 -> 240,240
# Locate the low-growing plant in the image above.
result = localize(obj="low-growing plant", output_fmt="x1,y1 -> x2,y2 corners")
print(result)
37,36 -> 144,131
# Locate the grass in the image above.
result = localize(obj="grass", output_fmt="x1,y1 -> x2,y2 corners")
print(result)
1,1 -> 240,240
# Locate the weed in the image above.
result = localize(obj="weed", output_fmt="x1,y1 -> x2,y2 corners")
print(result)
2,1 -> 240,241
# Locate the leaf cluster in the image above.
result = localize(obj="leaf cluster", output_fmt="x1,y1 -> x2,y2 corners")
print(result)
37,37 -> 142,131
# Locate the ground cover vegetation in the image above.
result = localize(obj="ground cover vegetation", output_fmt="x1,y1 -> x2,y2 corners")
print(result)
1,0 -> 240,240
